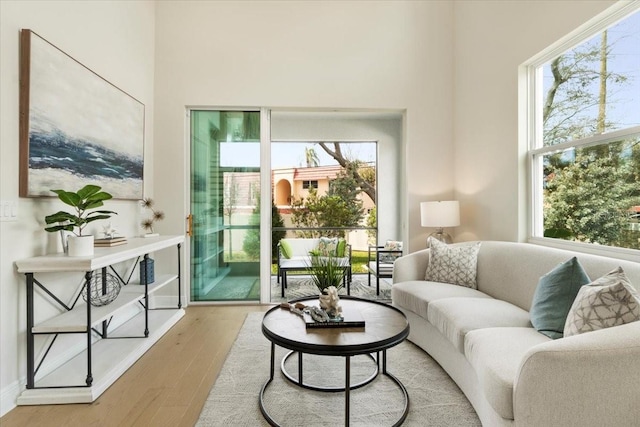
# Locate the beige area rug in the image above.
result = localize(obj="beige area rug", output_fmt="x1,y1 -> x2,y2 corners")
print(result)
196,312 -> 480,426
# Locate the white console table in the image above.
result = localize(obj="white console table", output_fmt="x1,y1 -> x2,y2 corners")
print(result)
15,235 -> 185,405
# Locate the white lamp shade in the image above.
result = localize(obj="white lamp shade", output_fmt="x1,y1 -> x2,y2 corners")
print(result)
420,201 -> 460,228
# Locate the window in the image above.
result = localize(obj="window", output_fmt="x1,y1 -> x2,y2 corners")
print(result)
302,180 -> 318,189
525,4 -> 640,253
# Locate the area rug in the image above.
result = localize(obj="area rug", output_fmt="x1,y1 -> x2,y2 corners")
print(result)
196,312 -> 480,426
271,274 -> 392,304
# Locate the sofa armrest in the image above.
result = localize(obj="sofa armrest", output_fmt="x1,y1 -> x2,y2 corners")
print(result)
392,248 -> 430,283
514,321 -> 640,426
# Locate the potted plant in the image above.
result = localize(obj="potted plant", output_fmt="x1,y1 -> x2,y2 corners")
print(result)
309,252 -> 345,294
308,253 -> 344,317
44,185 -> 117,256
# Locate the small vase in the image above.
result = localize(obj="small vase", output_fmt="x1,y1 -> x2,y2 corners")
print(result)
68,235 -> 94,257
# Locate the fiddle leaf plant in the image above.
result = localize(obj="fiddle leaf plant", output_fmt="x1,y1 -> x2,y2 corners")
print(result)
44,185 -> 117,237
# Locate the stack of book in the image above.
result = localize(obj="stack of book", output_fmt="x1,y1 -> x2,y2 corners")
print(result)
94,236 -> 127,247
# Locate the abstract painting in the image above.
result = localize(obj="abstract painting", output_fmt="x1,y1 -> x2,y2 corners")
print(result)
19,29 -> 144,199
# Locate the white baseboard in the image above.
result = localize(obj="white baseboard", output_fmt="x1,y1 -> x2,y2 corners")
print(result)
1,380 -> 20,417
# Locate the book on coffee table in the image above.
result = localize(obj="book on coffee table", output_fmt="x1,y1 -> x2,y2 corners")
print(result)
303,307 -> 365,329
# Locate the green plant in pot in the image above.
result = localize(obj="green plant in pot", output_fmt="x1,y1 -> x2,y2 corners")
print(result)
308,252 -> 345,294
44,185 -> 117,256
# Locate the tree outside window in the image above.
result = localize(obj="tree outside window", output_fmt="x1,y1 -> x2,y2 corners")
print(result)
530,8 -> 640,251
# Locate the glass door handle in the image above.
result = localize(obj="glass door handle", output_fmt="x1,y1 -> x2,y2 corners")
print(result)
186,214 -> 193,237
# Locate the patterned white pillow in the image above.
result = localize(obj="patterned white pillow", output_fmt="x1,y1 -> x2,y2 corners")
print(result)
424,237 -> 481,289
564,267 -> 640,337
384,240 -> 403,251
316,237 -> 339,256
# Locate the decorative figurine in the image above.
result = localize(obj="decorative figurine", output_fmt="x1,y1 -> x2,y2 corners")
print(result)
319,286 -> 342,318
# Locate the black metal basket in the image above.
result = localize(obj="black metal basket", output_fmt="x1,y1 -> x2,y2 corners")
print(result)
81,272 -> 122,307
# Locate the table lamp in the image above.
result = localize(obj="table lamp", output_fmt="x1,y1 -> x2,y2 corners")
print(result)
420,201 -> 460,245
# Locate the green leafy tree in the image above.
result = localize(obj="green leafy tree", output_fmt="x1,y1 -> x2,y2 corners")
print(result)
290,188 -> 321,238
542,28 -> 639,247
291,186 -> 364,239
271,201 -> 286,261
327,162 -> 365,225
544,148 -> 637,245
318,142 -> 376,203
366,206 -> 377,245
292,143 -> 373,239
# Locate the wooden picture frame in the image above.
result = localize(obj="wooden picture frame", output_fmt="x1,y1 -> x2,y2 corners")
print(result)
19,29 -> 145,199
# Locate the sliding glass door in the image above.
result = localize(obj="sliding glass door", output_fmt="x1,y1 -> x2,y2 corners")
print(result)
189,110 -> 260,302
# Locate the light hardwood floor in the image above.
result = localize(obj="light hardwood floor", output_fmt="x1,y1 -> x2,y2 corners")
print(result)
1,304 -> 270,427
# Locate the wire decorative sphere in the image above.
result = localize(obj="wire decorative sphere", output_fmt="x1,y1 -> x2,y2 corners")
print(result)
82,272 -> 122,307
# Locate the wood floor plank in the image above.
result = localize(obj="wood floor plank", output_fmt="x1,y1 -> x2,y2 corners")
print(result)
0,305 -> 270,427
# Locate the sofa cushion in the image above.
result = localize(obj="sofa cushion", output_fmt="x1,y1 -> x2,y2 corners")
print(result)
464,327 -> 550,420
280,239 -> 293,259
425,238 -> 481,289
392,281 -> 492,320
530,257 -> 591,339
564,267 -> 640,337
427,297 -> 532,352
283,238 -> 321,257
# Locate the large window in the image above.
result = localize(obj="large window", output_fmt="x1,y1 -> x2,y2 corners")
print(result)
526,5 -> 640,253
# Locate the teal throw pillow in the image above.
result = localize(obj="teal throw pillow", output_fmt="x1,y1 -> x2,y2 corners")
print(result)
280,240 -> 292,259
530,257 -> 590,339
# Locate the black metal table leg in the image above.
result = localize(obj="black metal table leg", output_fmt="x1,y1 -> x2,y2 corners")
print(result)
345,355 -> 351,427
177,243 -> 182,309
84,271 -> 93,386
143,254 -> 149,337
101,267 -> 108,338
26,273 -> 35,389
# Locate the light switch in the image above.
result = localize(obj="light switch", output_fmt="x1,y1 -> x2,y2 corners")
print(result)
0,200 -> 18,222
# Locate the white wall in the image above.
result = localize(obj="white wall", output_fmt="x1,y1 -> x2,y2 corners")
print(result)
153,0 -> 456,254
453,0 -> 616,243
0,1 -> 155,416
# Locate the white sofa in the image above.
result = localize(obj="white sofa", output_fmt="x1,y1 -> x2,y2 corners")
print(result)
276,238 -> 352,297
391,241 -> 640,427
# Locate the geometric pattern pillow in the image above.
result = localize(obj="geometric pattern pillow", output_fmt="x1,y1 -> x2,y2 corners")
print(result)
563,267 -> 640,337
424,237 -> 481,289
530,257 -> 591,339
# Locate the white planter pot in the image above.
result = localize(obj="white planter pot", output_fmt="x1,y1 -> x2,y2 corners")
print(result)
68,235 -> 94,257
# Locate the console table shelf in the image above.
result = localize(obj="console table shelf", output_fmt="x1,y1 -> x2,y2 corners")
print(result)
15,235 -> 185,405
32,273 -> 178,333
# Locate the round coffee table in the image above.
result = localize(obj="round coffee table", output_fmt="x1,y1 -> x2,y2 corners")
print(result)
259,296 -> 410,426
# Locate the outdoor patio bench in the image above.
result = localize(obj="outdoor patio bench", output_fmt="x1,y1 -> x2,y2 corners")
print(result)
277,237 -> 352,297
